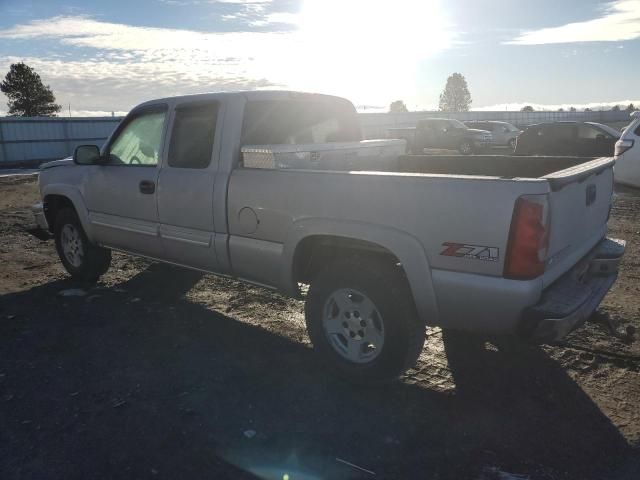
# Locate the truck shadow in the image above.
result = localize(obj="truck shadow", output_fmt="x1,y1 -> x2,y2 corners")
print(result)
0,264 -> 637,479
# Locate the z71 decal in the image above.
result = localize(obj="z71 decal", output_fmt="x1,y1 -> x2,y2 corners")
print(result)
440,242 -> 499,262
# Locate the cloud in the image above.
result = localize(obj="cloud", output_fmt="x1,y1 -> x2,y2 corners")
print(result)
0,15 -> 289,111
507,0 -> 640,45
159,0 -> 281,27
0,7 -> 453,114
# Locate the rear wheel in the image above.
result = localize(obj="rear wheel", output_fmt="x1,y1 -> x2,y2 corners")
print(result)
54,208 -> 111,283
305,258 -> 425,383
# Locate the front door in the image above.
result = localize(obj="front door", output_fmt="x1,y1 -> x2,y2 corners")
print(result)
83,105 -> 168,258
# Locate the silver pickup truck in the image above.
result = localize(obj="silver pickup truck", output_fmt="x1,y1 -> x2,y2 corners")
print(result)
34,91 -> 625,382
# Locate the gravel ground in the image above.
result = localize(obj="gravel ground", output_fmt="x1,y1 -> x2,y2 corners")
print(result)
0,175 -> 639,480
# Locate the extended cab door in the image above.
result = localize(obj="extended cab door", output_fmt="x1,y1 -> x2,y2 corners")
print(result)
156,100 -> 222,271
83,105 -> 167,257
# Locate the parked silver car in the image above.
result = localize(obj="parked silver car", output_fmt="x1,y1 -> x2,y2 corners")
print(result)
464,121 -> 521,151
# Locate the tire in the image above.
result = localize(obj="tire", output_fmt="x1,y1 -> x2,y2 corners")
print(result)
305,258 -> 425,383
54,207 -> 111,283
458,141 -> 474,155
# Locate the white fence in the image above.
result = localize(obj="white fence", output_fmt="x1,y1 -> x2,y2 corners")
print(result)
0,109 -> 633,165
0,116 -> 123,165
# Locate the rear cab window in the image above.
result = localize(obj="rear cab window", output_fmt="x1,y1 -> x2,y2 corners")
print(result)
241,98 -> 361,146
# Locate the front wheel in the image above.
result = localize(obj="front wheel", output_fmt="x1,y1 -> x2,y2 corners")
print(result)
54,208 -> 111,283
305,258 -> 425,383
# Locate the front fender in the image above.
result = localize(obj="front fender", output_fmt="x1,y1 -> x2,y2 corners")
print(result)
42,184 -> 94,242
281,218 -> 440,326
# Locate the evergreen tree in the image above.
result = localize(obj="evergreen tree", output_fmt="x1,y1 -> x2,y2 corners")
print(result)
438,73 -> 472,112
0,62 -> 61,116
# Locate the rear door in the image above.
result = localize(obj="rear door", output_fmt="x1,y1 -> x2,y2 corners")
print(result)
157,100 -> 222,271
416,121 -> 436,150
436,120 -> 454,149
577,124 -> 617,157
546,124 -> 577,155
491,123 -> 507,145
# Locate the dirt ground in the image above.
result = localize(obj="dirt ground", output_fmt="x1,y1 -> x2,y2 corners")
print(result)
0,175 -> 639,480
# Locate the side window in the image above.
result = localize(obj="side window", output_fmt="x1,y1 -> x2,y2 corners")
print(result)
435,120 -> 449,132
551,125 -> 576,140
578,125 -> 607,139
168,103 -> 219,169
108,109 -> 167,166
633,123 -> 640,136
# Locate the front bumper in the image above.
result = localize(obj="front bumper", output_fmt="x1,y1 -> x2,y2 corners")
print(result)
520,237 -> 625,343
32,203 -> 49,231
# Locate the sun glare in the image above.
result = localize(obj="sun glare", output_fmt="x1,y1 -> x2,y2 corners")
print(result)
281,0 -> 452,106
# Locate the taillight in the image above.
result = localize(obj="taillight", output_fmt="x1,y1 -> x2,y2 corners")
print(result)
615,139 -> 634,157
504,195 -> 550,280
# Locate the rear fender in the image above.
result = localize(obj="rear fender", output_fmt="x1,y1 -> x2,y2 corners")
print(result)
282,218 -> 440,326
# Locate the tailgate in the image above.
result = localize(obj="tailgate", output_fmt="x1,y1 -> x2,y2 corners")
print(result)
543,157 -> 615,286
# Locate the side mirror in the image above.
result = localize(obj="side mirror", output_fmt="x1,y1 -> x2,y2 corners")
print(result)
74,145 -> 101,165
595,134 -> 606,141
503,127 -> 510,133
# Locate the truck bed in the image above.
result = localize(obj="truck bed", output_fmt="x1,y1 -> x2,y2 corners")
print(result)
393,155 -> 595,179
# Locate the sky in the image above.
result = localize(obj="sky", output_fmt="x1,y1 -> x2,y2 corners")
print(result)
0,0 -> 639,115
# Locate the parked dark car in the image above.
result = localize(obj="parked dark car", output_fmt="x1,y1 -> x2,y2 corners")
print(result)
388,119 -> 492,155
515,121 -> 620,157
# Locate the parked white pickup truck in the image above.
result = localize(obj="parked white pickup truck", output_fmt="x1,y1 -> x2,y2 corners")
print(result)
34,91 -> 625,382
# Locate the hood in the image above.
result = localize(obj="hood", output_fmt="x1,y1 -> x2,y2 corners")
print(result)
40,157 -> 74,170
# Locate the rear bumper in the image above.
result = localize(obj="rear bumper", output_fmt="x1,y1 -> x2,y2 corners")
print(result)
519,237 -> 625,342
